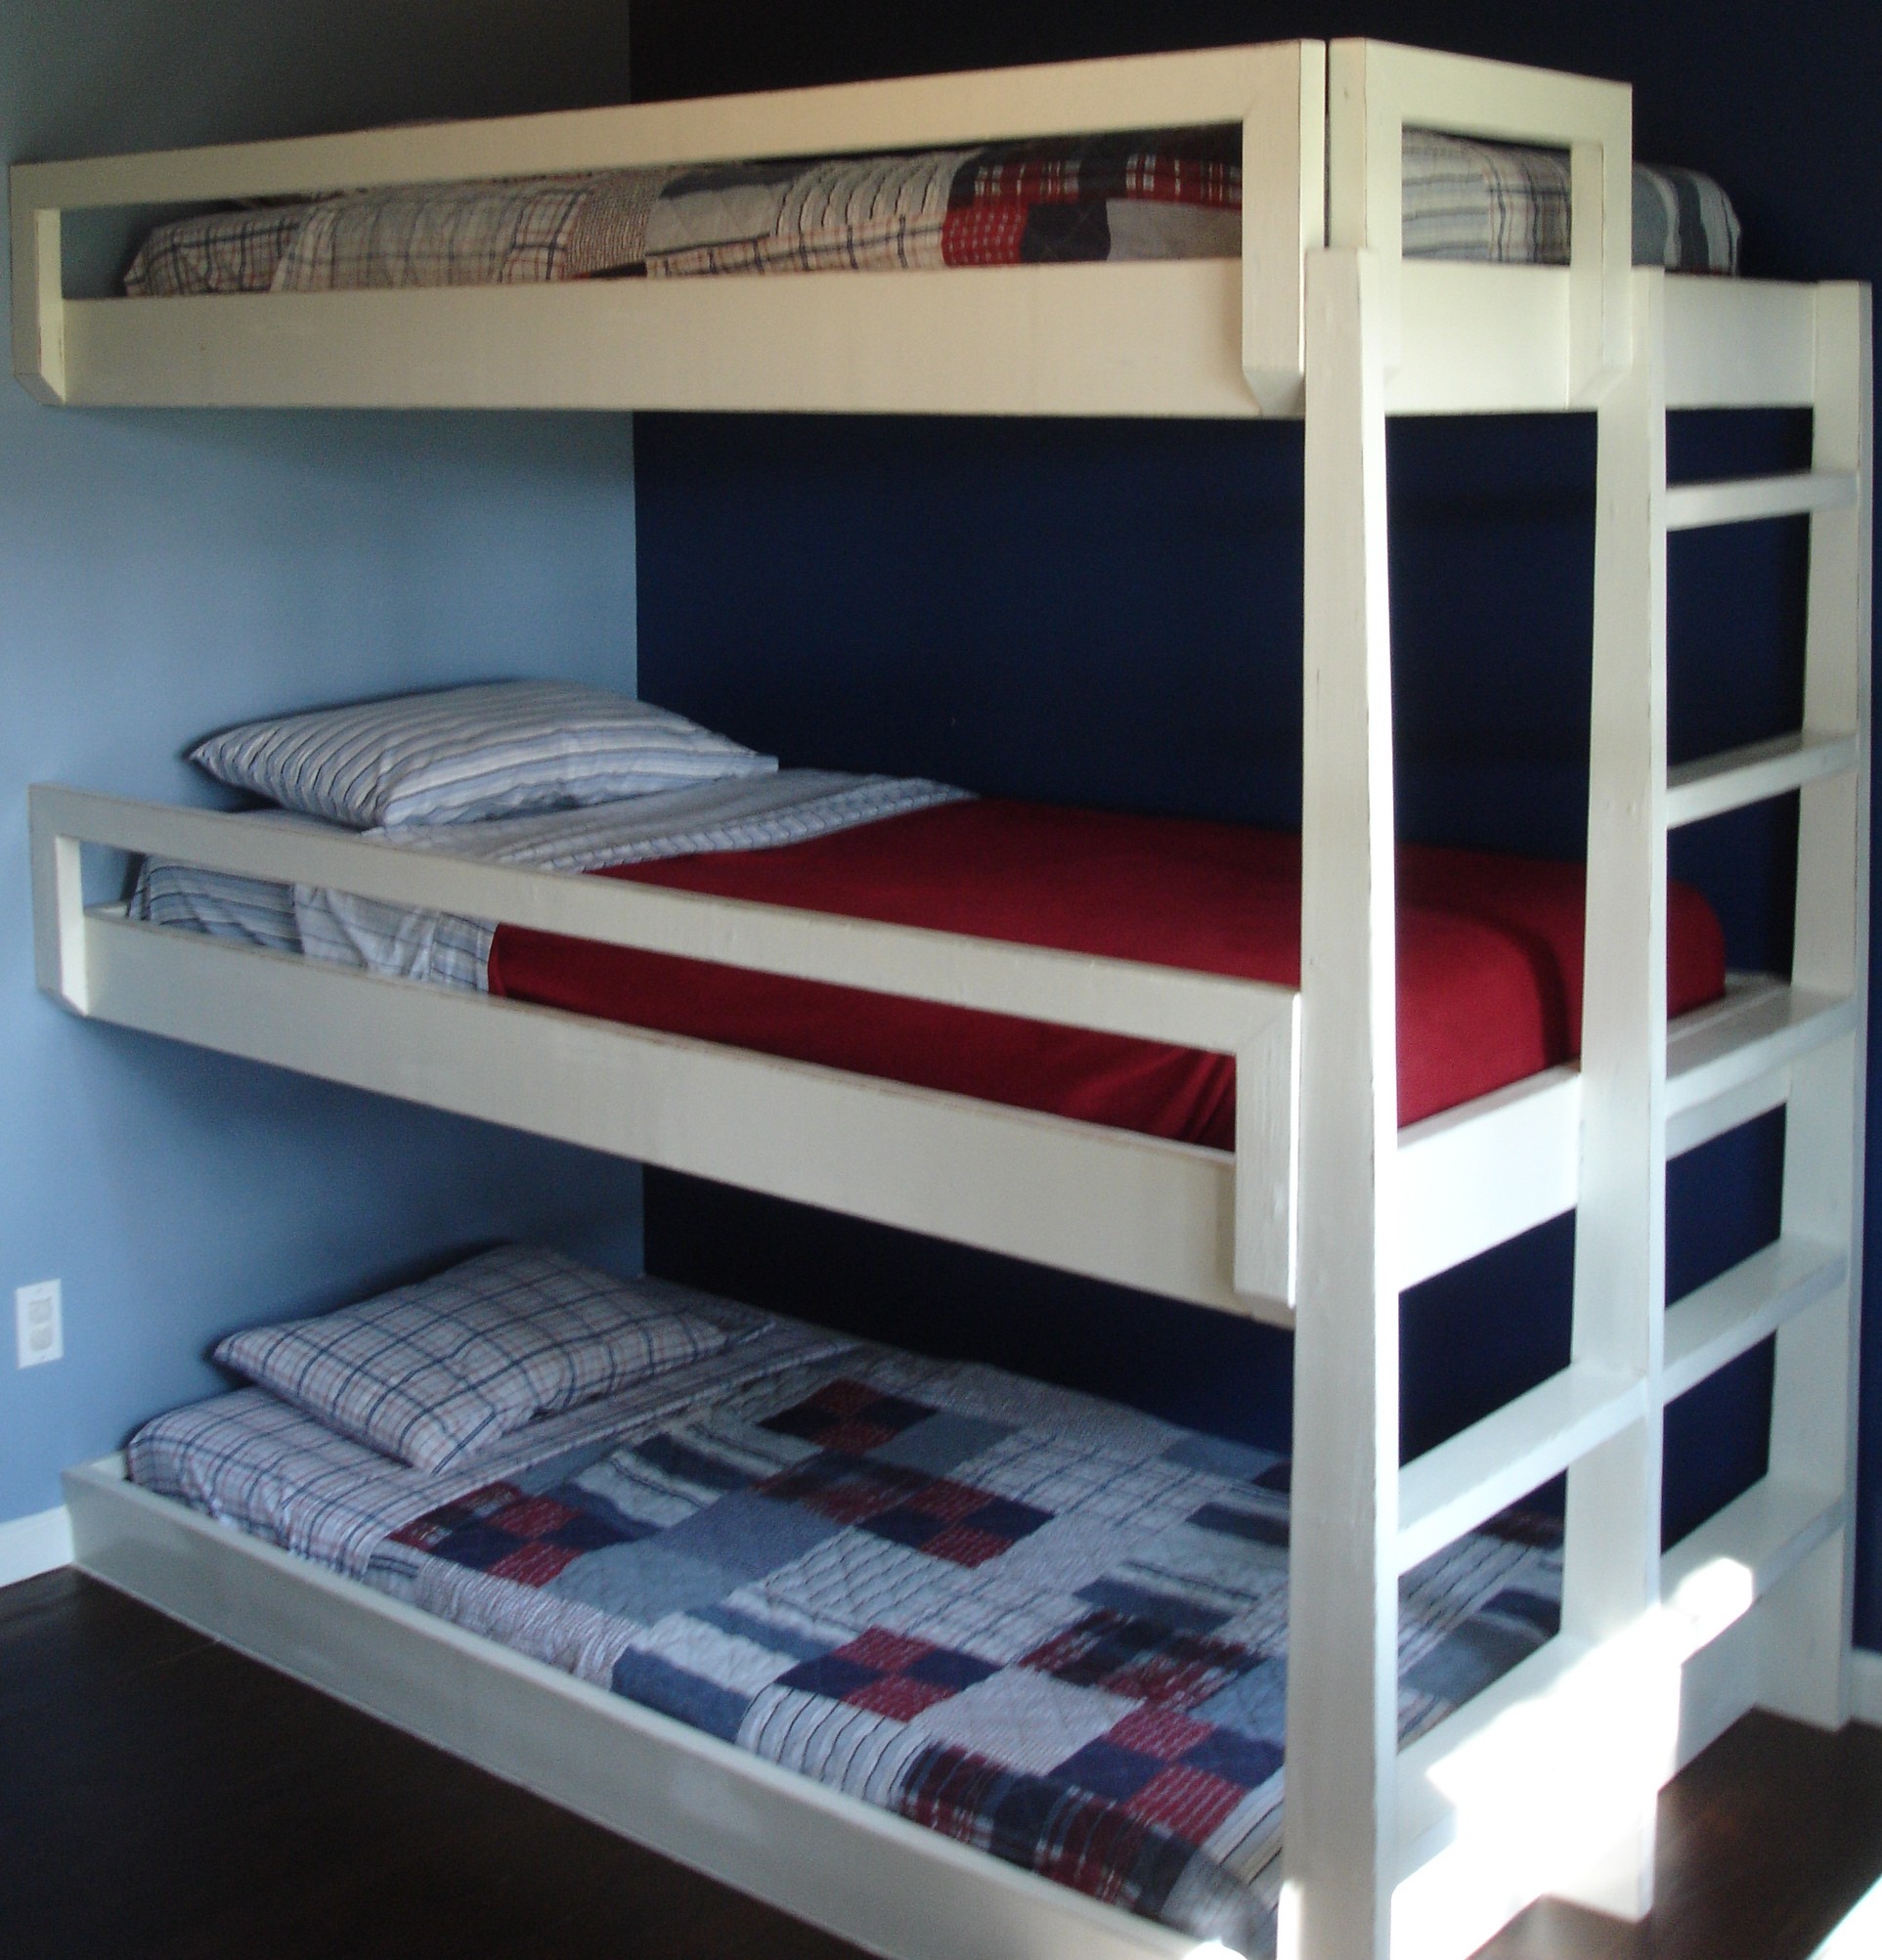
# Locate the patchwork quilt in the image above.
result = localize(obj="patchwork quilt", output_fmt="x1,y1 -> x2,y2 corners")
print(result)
124,125 -> 1738,298
334,1339 -> 1561,1950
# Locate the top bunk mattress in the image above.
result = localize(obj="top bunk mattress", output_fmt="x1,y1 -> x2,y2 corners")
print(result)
124,125 -> 1740,298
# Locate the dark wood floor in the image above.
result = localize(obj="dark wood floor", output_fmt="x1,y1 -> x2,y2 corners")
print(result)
5,1569 -> 1880,1959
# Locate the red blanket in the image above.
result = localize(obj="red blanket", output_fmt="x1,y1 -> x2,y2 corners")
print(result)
488,799 -> 1726,1146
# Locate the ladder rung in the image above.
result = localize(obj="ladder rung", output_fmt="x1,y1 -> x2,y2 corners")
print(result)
1666,730 -> 1860,829
1665,470 -> 1859,531
1661,1475 -> 1845,1661
1664,977 -> 1857,1145
1396,1363 -> 1643,1575
1666,1062 -> 1790,1161
1663,1235 -> 1847,1402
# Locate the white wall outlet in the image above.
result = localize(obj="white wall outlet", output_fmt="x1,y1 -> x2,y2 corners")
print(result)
16,1281 -> 63,1369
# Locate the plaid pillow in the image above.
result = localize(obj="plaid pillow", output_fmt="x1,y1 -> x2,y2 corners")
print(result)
214,1246 -> 739,1472
189,680 -> 776,831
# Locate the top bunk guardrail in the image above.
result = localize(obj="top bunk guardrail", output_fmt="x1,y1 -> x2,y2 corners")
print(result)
11,39 -> 1663,419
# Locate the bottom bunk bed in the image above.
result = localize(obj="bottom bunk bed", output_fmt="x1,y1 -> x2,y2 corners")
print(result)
87,1249 -> 1564,1960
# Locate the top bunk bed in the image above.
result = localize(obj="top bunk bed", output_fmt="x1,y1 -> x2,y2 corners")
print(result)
8,37 -> 1812,419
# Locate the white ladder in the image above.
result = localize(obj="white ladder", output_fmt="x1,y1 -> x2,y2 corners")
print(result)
1285,259 -> 1870,1960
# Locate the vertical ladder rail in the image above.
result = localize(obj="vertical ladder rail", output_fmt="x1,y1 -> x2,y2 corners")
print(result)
1283,245 -> 1400,1960
1756,283 -> 1872,1726
1554,266 -> 1680,1919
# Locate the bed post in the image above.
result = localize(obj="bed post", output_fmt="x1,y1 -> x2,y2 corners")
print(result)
1283,245 -> 1399,1960
1554,266 -> 1678,1921
1756,281 -> 1872,1727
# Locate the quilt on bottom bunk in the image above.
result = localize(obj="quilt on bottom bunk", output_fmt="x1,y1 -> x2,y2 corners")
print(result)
491,796 -> 1729,1136
132,1320 -> 1561,1952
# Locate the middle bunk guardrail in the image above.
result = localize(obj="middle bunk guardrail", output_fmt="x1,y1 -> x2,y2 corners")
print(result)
29,784 -> 1299,1312
30,788 -> 1860,1326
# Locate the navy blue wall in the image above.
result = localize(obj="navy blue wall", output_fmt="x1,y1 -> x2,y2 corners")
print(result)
629,5 -> 1882,1642
0,3 -> 642,1532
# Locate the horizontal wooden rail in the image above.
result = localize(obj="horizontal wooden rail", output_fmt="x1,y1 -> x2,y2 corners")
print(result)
1665,471 -> 1860,532
12,40 -> 1322,414
1664,976 -> 1858,1144
30,786 -> 1291,1054
1665,729 -> 1860,829
1662,1236 -> 1847,1403
1661,1476 -> 1847,1662
1396,1363 -> 1643,1574
86,912 -> 1266,1319
1395,1067 -> 1581,1288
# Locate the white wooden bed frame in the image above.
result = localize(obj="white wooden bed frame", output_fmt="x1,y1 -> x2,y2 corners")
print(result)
16,38 -> 1872,1960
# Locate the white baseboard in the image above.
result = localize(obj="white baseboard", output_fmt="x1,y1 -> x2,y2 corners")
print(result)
1852,1647 -> 1882,1728
0,1503 -> 73,1589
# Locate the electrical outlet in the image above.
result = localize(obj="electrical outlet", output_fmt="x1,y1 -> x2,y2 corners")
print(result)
16,1281 -> 63,1369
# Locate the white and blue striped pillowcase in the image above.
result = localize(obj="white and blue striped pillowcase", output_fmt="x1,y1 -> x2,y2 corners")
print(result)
189,680 -> 779,831
213,1244 -> 741,1473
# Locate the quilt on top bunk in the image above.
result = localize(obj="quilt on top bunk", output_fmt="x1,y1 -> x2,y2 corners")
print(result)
123,124 -> 1739,298
134,780 -> 1729,1139
131,1301 -> 1562,1953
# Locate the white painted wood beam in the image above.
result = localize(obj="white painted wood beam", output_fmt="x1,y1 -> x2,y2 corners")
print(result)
1554,264 -> 1672,1922
1396,1365 -> 1644,1577
1284,245 -> 1399,1960
1662,1476 -> 1847,1664
1662,1237 -> 1847,1404
1757,281 -> 1871,1730
31,787 -> 1290,1057
1665,730 -> 1860,830
1661,277 -> 1817,411
1665,470 -> 1859,532
84,911 -> 1270,1321
1329,40 -> 1631,400
1395,1067 -> 1579,1289
1664,977 -> 1857,1130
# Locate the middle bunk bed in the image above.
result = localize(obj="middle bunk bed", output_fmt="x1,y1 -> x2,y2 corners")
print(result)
18,35 -> 1871,1960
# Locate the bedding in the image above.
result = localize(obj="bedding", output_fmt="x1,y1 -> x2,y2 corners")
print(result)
214,1245 -> 744,1472
190,679 -> 777,830
133,783 -> 1729,1138
131,1300 -> 1562,1951
130,768 -> 965,980
123,126 -> 1739,299
131,805 -> 336,954
488,797 -> 1728,1136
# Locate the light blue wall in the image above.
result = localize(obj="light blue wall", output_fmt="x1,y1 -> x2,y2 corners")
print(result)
0,3 -> 644,1526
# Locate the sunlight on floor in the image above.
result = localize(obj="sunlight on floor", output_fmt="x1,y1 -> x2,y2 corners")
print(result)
1809,1872 -> 1882,1958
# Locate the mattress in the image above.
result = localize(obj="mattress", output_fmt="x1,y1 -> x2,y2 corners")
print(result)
123,125 -> 1739,298
490,797 -> 1729,1138
130,1296 -> 1563,1952
136,786 -> 1729,1140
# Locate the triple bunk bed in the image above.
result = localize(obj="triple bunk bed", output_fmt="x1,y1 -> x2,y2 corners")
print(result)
15,37 -> 1870,1960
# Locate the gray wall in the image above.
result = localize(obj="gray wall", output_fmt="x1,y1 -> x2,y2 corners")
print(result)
0,2 -> 644,1527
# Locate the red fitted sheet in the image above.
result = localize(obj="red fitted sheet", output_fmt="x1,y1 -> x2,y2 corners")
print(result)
488,799 -> 1727,1147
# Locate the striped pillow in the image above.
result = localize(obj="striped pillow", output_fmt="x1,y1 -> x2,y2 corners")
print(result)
190,680 -> 777,829
214,1245 -> 740,1472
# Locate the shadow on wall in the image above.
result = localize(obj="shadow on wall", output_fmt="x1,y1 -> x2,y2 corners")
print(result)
0,0 -> 645,1527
